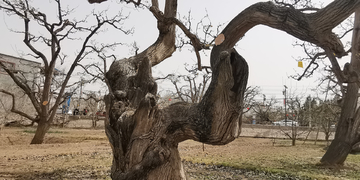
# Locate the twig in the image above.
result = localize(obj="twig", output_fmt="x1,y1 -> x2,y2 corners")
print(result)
7,136 -> 14,145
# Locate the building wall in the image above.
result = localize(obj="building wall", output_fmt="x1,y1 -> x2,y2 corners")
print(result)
0,53 -> 40,87
0,53 -> 41,123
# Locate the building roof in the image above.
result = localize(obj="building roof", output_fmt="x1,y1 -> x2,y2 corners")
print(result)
0,53 -> 41,65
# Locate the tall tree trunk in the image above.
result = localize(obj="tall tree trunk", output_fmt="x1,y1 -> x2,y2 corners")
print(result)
291,126 -> 296,146
320,9 -> 360,165
30,119 -> 50,144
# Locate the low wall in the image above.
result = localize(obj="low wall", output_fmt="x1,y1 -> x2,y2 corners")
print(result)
241,124 -> 335,141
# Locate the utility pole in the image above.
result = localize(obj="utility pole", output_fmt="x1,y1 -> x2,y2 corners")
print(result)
78,78 -> 84,108
309,99 -> 312,128
283,85 -> 288,125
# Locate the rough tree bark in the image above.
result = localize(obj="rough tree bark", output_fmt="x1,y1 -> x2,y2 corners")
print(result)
105,47 -> 247,179
320,9 -> 360,165
87,0 -> 360,178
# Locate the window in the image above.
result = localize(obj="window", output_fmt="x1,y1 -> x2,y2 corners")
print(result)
0,60 -> 15,74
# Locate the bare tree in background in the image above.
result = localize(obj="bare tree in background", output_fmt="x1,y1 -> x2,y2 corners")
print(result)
165,65 -> 211,103
316,99 -> 341,142
309,70 -> 342,144
242,86 -> 261,113
82,91 -> 104,128
0,0 -> 130,144
86,0 -> 360,178
253,95 -> 279,123
275,0 -> 360,165
284,96 -> 308,146
78,43 -> 122,93
241,86 -> 262,124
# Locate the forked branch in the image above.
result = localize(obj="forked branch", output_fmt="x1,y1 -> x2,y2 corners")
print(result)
0,89 -> 39,122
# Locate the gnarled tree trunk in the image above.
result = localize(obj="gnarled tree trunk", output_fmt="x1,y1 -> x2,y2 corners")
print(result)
105,47 -> 248,179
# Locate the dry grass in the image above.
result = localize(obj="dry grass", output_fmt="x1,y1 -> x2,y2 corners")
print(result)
180,138 -> 360,179
0,127 -> 359,179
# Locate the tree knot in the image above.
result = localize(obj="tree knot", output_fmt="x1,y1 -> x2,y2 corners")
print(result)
145,93 -> 156,107
219,51 -> 230,61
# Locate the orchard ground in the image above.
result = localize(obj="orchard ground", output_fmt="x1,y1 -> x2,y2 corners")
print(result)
0,120 -> 359,179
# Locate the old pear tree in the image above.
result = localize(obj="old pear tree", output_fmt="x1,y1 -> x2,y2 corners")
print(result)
85,0 -> 360,179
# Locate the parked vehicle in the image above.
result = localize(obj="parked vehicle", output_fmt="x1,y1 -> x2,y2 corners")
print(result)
56,108 -> 62,114
67,109 -> 73,115
96,111 -> 106,117
56,108 -> 72,115
272,119 -> 299,126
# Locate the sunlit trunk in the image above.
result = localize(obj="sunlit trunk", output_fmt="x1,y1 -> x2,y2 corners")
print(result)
321,9 -> 360,165
30,119 -> 50,144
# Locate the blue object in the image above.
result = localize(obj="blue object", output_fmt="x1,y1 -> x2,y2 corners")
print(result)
67,96 -> 71,107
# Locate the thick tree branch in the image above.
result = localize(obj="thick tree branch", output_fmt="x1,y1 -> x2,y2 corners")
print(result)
143,0 -> 177,66
211,0 -> 360,66
160,49 -> 248,144
325,48 -> 346,84
0,89 -> 39,122
0,60 -> 41,114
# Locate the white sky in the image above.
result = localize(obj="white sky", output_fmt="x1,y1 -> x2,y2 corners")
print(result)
0,0 -> 353,101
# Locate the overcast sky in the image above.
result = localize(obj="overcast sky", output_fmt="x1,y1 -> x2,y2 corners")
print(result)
0,0 -> 353,101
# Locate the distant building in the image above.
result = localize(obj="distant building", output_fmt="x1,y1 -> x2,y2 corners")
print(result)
0,53 -> 41,122
0,53 -> 41,88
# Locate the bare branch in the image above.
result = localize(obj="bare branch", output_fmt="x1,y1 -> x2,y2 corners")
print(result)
0,89 -> 39,122
88,0 -> 108,4
154,74 -> 174,81
292,51 -> 325,81
0,60 -> 41,113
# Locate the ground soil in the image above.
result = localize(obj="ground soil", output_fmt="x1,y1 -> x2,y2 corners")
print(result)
0,126 -> 358,180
